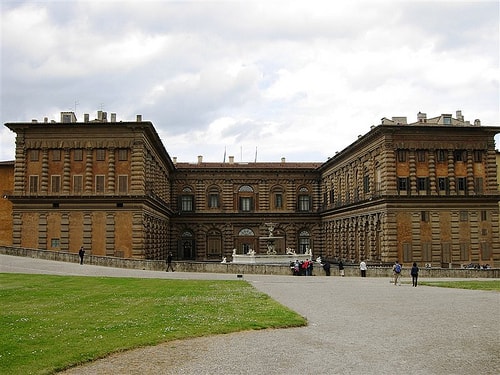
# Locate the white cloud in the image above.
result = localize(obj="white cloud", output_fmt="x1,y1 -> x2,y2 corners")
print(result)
1,0 -> 498,162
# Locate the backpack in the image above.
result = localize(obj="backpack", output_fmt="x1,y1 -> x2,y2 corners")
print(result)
395,264 -> 401,273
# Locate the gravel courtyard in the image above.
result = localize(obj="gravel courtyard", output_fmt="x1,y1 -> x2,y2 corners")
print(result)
1,254 -> 499,375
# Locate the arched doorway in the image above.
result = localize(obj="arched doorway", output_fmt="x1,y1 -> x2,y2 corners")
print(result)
179,230 -> 195,260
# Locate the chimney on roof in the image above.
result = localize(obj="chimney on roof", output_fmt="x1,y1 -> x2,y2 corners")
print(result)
111,113 -> 116,122
474,119 -> 481,126
417,112 -> 427,123
197,155 -> 203,164
456,110 -> 464,121
281,157 -> 286,163
172,157 -> 177,164
97,111 -> 107,122
44,117 -> 48,123
229,156 -> 234,164
136,115 -> 142,122
84,114 -> 89,123
392,117 -> 407,125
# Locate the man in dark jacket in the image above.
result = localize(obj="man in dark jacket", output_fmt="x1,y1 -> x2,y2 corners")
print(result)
322,260 -> 331,276
166,252 -> 174,272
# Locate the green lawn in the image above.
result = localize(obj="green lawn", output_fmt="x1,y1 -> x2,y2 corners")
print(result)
0,274 -> 306,375
419,280 -> 500,291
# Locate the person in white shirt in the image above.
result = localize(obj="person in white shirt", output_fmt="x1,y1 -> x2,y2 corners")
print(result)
359,260 -> 367,277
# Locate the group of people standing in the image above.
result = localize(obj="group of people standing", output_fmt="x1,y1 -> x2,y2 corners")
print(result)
291,259 -> 314,276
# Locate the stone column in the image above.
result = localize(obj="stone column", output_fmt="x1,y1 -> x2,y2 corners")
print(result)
38,213 -> 47,250
466,150 -> 474,195
106,212 -> 115,256
428,149 -> 437,195
60,212 -> 69,251
13,136 -> 26,194
107,147 -> 115,194
409,149 -> 417,195
62,148 -> 71,194
85,148 -> 93,194
447,150 -> 456,195
41,148 -> 49,194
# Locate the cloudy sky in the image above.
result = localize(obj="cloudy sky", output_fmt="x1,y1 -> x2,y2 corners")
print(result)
1,0 -> 498,163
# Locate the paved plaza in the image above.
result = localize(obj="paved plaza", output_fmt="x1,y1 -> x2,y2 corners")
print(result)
1,254 -> 499,374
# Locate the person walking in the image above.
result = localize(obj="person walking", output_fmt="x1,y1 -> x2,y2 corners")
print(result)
322,260 -> 331,276
393,261 -> 402,285
166,252 -> 174,272
360,259 -> 367,277
78,246 -> 85,265
411,262 -> 419,287
338,259 -> 345,277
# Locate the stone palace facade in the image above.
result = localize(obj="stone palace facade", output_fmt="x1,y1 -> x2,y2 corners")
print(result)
2,110 -> 500,267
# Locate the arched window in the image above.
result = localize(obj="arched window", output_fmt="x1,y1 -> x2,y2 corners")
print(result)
179,187 -> 194,212
238,228 -> 255,236
181,230 -> 195,259
298,230 -> 311,254
297,186 -> 311,212
238,228 -> 255,254
238,185 -> 254,212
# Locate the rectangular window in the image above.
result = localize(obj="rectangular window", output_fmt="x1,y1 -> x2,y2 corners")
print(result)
274,193 -> 283,209
417,150 -> 426,162
481,242 -> 491,260
118,175 -> 128,194
459,211 -> 468,222
422,243 -> 432,262
208,237 -> 221,256
473,150 -> 482,163
329,190 -> 335,204
459,242 -> 469,261
118,149 -> 128,161
454,150 -> 465,162
209,193 -> 219,208
443,115 -> 452,125
95,175 -> 105,193
441,243 -> 451,264
421,211 -> 429,222
74,149 -> 83,161
438,177 -> 448,192
403,243 -> 412,263
436,150 -> 446,162
363,175 -> 370,194
397,150 -> 407,162
298,195 -> 310,211
96,149 -> 105,161
73,175 -> 83,193
398,177 -> 408,192
29,175 -> 39,193
481,210 -> 488,221
475,177 -> 483,194
240,197 -> 252,212
181,195 -> 194,211
51,238 -> 60,248
457,177 -> 466,191
51,175 -> 61,193
52,149 -> 61,161
30,149 -> 39,161
417,177 -> 428,191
